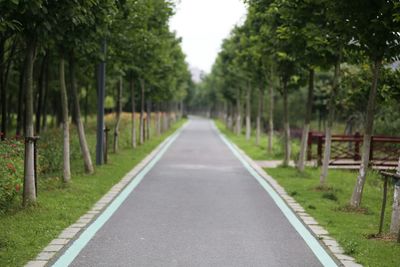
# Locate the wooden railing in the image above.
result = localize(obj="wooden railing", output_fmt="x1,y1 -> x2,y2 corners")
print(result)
307,132 -> 400,168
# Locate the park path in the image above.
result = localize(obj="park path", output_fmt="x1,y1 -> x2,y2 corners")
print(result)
54,118 -> 335,267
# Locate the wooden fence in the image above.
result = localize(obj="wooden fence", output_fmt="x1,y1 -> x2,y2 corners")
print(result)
307,132 -> 400,168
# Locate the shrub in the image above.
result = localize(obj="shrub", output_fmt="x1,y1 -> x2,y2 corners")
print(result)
0,137 -> 24,212
38,129 -> 64,175
38,127 -> 89,175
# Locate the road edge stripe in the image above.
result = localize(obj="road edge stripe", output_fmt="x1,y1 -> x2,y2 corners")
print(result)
214,123 -> 338,267
50,123 -> 187,267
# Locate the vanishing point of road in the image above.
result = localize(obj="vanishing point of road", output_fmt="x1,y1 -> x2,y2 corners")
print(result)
52,118 -> 337,267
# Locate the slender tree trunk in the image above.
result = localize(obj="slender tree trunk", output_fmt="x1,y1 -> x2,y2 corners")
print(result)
6,87 -> 12,130
139,79 -> 145,144
164,104 -> 168,131
146,99 -> 151,140
113,77 -> 122,153
16,58 -> 25,136
225,102 -> 229,128
297,69 -> 314,171
320,54 -> 342,185
0,38 -> 6,139
256,87 -> 263,146
179,100 -> 183,119
84,83 -> 89,126
350,58 -> 382,207
156,103 -> 161,136
245,83 -> 251,140
23,40 -> 36,206
390,157 -> 400,234
268,83 -> 274,153
130,74 -> 136,148
35,53 -> 48,134
60,56 -> 71,182
167,102 -> 172,130
41,58 -> 49,131
236,89 -> 241,136
4,42 -> 15,132
228,103 -> 233,131
69,55 -> 93,173
282,80 -> 291,166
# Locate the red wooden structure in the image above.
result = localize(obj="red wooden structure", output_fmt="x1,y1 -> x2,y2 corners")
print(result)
307,132 -> 400,168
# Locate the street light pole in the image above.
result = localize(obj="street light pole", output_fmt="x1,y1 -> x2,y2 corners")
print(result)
96,39 -> 106,165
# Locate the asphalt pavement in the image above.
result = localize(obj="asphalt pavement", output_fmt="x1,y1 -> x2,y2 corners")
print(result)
62,118 -> 332,267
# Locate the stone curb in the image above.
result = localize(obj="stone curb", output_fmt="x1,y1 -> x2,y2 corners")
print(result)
25,123 -> 186,267
225,140 -> 363,267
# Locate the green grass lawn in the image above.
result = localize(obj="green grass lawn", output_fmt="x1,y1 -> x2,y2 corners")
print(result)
268,167 -> 400,267
215,120 -> 300,160
216,120 -> 400,267
0,118 -> 185,267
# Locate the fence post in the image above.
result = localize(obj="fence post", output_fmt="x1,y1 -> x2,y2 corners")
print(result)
354,132 -> 361,161
307,131 -> 313,161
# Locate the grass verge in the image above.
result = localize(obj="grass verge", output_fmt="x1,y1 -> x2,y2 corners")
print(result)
214,120 -> 300,160
268,167 -> 400,267
216,120 -> 400,267
0,119 -> 185,267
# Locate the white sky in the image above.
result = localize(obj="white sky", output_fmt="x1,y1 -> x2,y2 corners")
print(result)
169,0 -> 247,74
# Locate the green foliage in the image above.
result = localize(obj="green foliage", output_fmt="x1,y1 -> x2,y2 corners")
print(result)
0,137 -> 23,213
268,167 -> 400,266
0,120 -> 185,267
215,120 -> 300,160
37,129 -> 80,175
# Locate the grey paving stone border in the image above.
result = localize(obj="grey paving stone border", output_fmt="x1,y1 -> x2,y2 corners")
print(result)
224,137 -> 363,267
25,123 -> 186,267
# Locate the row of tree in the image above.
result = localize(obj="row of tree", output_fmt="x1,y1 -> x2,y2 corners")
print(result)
189,0 -> 400,233
0,0 -> 191,206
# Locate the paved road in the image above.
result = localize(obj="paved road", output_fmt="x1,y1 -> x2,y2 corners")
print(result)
66,118 -> 329,266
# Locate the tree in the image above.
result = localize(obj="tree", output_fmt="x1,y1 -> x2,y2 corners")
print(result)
349,0 -> 400,207
113,76 -> 123,153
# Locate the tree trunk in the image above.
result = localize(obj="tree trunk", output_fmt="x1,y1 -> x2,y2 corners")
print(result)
16,58 -> 25,136
60,56 -> 71,182
130,74 -> 136,148
179,100 -> 183,119
156,103 -> 161,136
320,54 -> 341,185
390,157 -> 400,234
139,78 -> 145,144
23,40 -> 36,206
0,38 -> 5,139
282,80 -> 291,166
41,59 -> 49,131
256,87 -> 263,146
4,40 -> 16,132
146,99 -> 151,140
350,58 -> 382,207
113,76 -> 122,153
161,111 -> 166,133
245,83 -> 251,141
167,102 -> 172,130
228,103 -> 234,131
69,55 -> 93,174
84,83 -> 89,126
236,89 -> 241,136
268,82 -> 274,153
297,69 -> 314,171
35,53 -> 48,134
